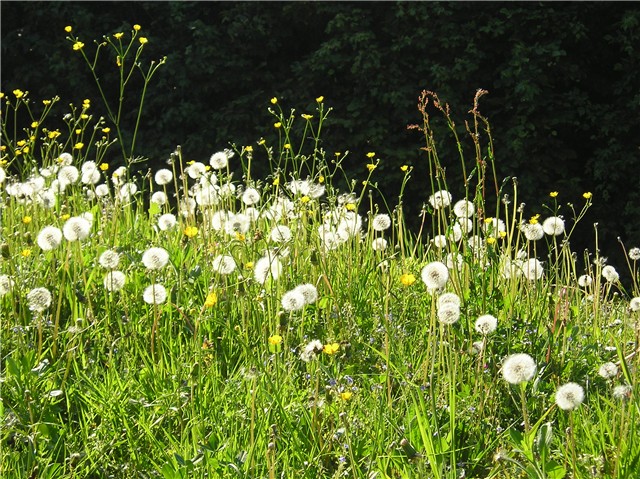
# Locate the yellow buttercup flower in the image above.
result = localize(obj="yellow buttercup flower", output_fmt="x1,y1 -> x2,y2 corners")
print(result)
99,163 -> 109,171
323,342 -> 340,355
340,391 -> 352,401
139,37 -> 148,45
301,114 -> 313,120
300,196 -> 310,204
258,138 -> 266,146
64,26 -> 72,33
184,226 -> 198,238
21,249 -> 31,258
73,41 -> 85,51
22,216 -> 32,224
31,121 -> 39,128
366,163 -> 377,172
204,291 -> 218,308
274,122 -> 282,129
400,273 -> 416,286
486,237 -> 497,245
549,191 -> 559,198
75,129 -> 82,135
400,165 -> 409,172
235,232 -> 246,242
60,214 -> 71,221
583,192 -> 592,199
316,96 -> 324,103
42,99 -> 51,105
244,262 -> 254,270
13,89 -> 24,98
74,142 -> 84,150
366,152 -> 376,158
114,32 -> 124,40
318,176 -> 325,184
284,143 -> 291,150
268,334 -> 283,346
272,177 -> 280,186
270,97 -> 278,104
133,24 -> 141,31
345,203 -> 356,211
244,145 -> 253,152
17,140 -> 26,147
102,127 -> 111,133
48,130 -> 61,139
529,214 -> 540,225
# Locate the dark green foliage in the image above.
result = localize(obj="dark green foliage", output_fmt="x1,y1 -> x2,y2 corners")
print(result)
2,1 -> 639,267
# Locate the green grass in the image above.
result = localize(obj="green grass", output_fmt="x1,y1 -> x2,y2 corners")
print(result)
1,26 -> 638,479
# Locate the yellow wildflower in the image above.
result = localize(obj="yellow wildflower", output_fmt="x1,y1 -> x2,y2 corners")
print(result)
75,129 -> 82,135
61,214 -> 71,221
340,391 -> 352,401
301,113 -> 313,120
366,152 -> 376,158
17,140 -> 26,147
22,146 -> 30,154
400,273 -> 416,286
64,26 -> 72,33
80,114 -> 89,120
139,37 -> 148,45
258,138 -> 266,146
268,334 -> 283,346
42,99 -> 51,105
366,163 -> 377,172
244,145 -> 253,152
73,41 -> 85,51
400,165 -> 409,172
345,203 -> 356,211
22,216 -> 32,224
31,121 -> 39,128
272,177 -> 280,186
114,32 -> 124,40
184,226 -> 198,238
13,89 -> 24,98
235,232 -> 246,242
48,130 -> 61,139
486,237 -> 497,245
284,143 -> 291,150
499,231 -> 507,239
300,196 -> 310,204
102,127 -> 111,134
270,97 -> 278,104
204,291 -> 218,308
99,163 -> 109,171
549,191 -> 559,198
244,262 -> 254,270
529,214 -> 540,224
274,122 -> 282,129
583,192 -> 592,199
316,96 -> 324,103
74,142 -> 84,150
133,24 -> 141,31
21,249 -> 31,258
323,343 -> 340,355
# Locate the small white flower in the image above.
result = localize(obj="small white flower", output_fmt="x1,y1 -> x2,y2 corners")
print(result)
63,216 -> 91,241
142,247 -> 170,270
598,362 -> 618,379
421,261 -> 449,291
104,271 -> 126,292
502,353 -> 536,385
475,314 -> 498,335
371,214 -> 391,232
542,216 -> 565,236
27,287 -> 53,313
212,255 -> 237,275
98,250 -> 121,269
154,169 -> 173,185
602,265 -> 619,283
37,226 -> 63,251
143,283 -> 167,305
630,297 -> 640,312
555,382 -> 584,411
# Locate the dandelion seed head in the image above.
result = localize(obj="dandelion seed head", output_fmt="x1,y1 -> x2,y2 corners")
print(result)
555,382 -> 584,411
522,258 -> 544,281
0,275 -> 15,296
254,255 -> 283,284
157,213 -> 177,231
103,271 -> 126,292
437,302 -> 460,325
300,339 -> 323,362
62,216 -> 91,241
212,254 -> 237,275
281,289 -> 306,311
629,247 -> 640,261
502,353 -> 536,385
542,216 -> 565,236
522,222 -> 544,241
475,314 -> 498,335
428,190 -> 452,210
598,362 -> 618,379
433,235 -> 447,249
602,265 -> 619,283
453,199 -> 475,218
371,237 -> 388,251
37,226 -> 63,251
27,287 -> 53,312
437,292 -> 460,308
143,283 -> 167,305
98,249 -> 121,269
613,384 -> 632,400
421,261 -> 449,291
150,191 -> 168,205
142,247 -> 169,270
270,225 -> 292,243
295,283 -> 318,305
186,162 -> 207,179
241,187 -> 261,206
154,168 -> 173,186
578,274 -> 593,288
371,214 -> 391,232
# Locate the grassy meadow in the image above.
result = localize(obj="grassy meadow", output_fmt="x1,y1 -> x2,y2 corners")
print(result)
1,25 -> 638,479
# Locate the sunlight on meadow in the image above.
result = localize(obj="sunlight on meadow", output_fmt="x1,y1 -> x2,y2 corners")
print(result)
0,25 -> 638,479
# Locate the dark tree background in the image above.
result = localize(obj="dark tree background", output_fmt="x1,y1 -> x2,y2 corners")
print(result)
2,1 -> 639,280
